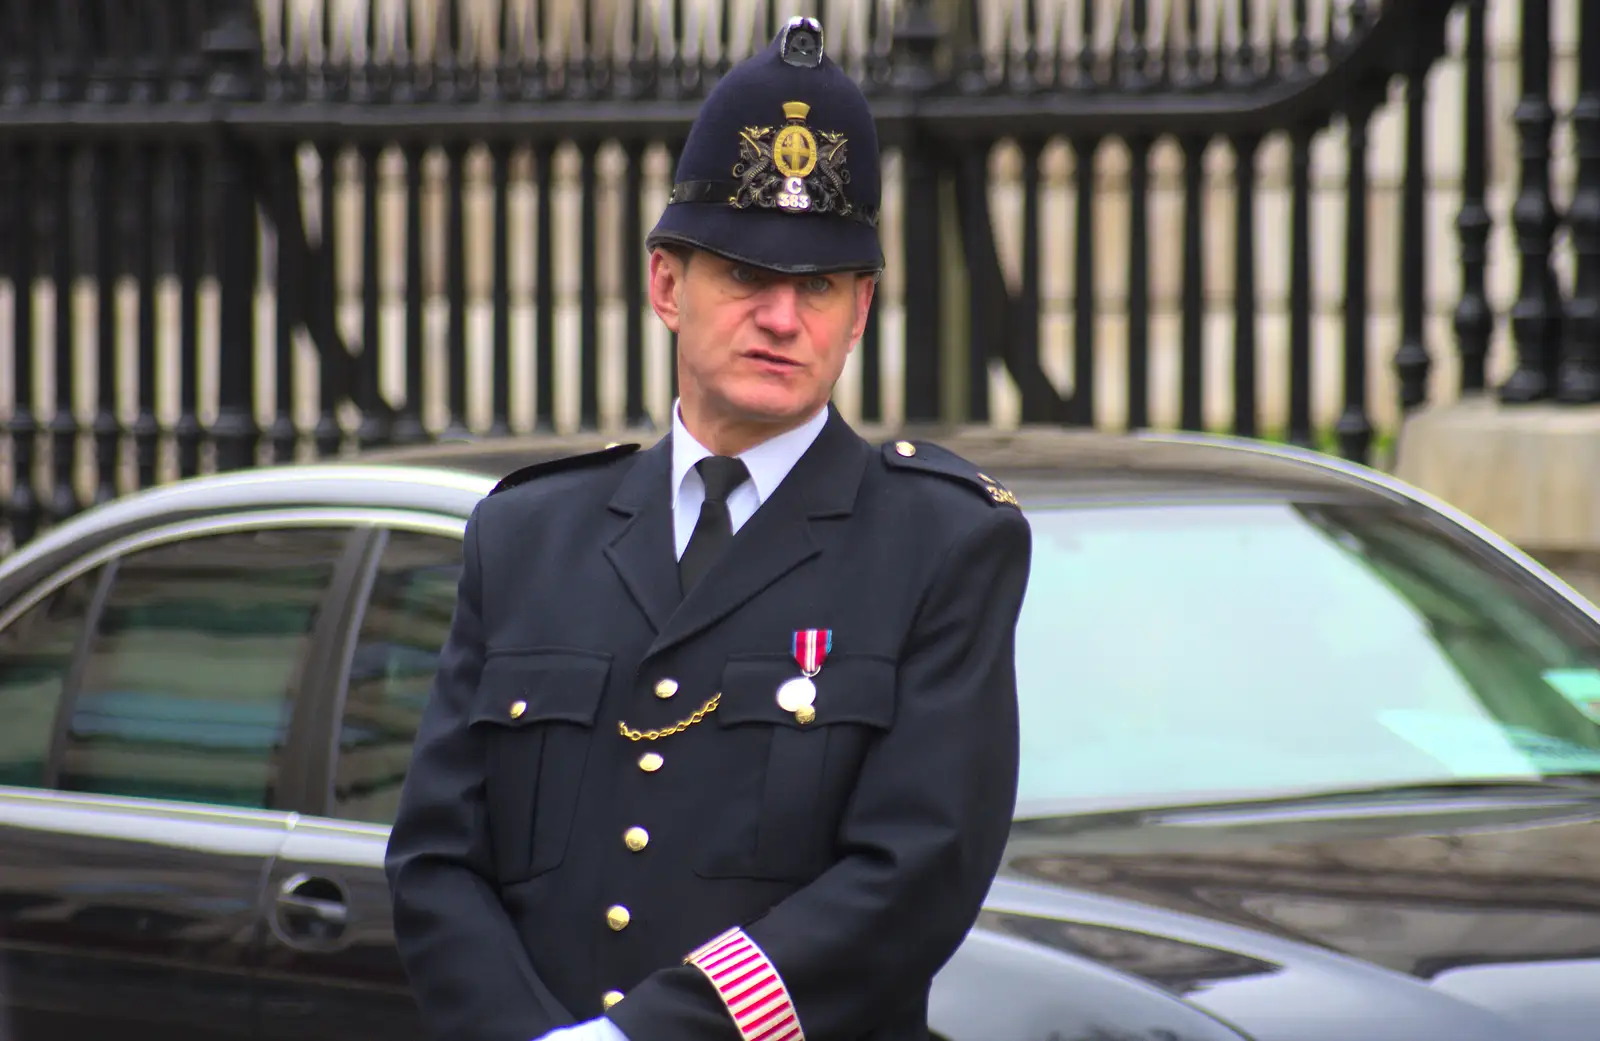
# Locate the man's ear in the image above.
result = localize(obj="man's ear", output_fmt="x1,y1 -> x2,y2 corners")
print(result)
849,272 -> 877,346
649,248 -> 687,333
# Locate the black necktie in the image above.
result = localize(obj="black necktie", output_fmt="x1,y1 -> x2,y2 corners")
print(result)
680,455 -> 751,594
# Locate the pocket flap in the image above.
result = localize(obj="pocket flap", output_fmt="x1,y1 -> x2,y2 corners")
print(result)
470,649 -> 612,728
716,654 -> 896,730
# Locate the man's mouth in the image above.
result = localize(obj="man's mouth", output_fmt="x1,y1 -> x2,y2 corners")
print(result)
745,349 -> 801,368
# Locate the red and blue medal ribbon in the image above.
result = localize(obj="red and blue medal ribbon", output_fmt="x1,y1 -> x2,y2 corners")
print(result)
791,629 -> 832,675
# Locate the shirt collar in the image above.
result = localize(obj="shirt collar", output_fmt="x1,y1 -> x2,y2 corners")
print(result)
671,400 -> 829,509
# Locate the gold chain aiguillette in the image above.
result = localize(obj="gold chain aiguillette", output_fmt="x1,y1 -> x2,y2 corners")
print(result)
618,693 -> 721,741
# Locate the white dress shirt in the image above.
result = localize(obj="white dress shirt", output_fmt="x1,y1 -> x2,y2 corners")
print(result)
670,399 -> 829,560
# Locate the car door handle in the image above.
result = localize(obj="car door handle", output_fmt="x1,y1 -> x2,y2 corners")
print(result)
274,873 -> 349,926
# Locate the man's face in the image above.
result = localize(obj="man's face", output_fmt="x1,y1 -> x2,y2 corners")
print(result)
649,248 -> 875,439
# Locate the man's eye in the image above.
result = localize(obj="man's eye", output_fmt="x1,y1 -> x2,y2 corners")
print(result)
806,277 -> 832,293
730,265 -> 760,284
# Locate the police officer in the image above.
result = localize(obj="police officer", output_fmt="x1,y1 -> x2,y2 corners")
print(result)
385,16 -> 1033,1041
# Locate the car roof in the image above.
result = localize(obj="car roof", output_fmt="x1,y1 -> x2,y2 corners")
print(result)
6,424 -> 1586,631
0,427 -> 1428,588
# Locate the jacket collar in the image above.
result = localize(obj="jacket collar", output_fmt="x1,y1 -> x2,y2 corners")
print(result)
669,399 -> 830,515
604,403 -> 868,654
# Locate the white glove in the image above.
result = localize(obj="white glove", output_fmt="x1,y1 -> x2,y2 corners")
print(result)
535,1018 -> 630,1041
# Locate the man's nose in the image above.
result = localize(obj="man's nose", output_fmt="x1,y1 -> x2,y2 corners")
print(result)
753,284 -> 802,336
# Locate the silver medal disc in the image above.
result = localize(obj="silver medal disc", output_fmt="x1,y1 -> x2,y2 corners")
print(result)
776,676 -> 817,713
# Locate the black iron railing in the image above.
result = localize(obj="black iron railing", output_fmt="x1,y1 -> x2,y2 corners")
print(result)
0,0 -> 1581,552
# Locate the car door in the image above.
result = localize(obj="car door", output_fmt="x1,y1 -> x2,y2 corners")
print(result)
0,518 -> 366,1041
255,520 -> 464,1041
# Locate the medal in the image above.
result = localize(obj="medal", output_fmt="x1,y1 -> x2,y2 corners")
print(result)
779,629 -> 831,724
776,676 -> 815,713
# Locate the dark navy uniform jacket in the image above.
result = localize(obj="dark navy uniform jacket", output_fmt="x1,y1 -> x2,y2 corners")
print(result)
384,406 -> 1033,1041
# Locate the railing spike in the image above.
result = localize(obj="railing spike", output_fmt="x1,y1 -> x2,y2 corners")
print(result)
1160,0 -> 1180,88
1233,0 -> 1254,84
1264,0 -> 1279,81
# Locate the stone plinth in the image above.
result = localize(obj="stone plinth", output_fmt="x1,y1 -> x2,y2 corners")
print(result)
1392,395 -> 1600,602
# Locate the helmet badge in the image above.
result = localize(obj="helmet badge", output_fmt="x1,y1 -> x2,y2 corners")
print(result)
773,102 -> 818,180
732,101 -> 853,218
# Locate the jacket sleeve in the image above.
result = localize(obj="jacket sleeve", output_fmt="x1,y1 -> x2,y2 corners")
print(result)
385,504 -> 577,1041
605,505 -> 1033,1041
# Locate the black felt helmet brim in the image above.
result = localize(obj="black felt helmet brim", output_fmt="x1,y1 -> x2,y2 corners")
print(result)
646,201 -> 884,275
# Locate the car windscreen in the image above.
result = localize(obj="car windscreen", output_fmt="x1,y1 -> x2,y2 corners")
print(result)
1013,499 -> 1600,811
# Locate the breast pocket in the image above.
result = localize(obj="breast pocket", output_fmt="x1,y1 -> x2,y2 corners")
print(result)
470,649 -> 611,883
694,652 -> 897,883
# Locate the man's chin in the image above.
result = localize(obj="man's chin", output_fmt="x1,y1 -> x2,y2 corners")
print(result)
721,391 -> 824,427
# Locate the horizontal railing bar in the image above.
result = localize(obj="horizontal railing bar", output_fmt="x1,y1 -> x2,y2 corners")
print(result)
0,11 -> 1412,144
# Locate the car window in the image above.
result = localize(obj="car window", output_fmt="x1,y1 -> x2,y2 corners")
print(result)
1012,501 -> 1600,812
0,570 -> 103,787
57,527 -> 352,808
334,529 -> 463,825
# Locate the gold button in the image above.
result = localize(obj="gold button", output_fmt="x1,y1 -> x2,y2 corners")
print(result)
602,990 -> 624,1009
654,678 -> 679,699
623,826 -> 650,851
638,752 -> 663,772
895,440 -> 916,456
606,905 -> 631,931
509,700 -> 527,719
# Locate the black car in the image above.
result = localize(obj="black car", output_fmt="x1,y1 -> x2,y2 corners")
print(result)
2,428 -> 1599,1041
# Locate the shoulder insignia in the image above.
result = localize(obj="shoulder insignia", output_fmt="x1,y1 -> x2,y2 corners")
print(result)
488,442 -> 642,496
881,439 -> 1020,508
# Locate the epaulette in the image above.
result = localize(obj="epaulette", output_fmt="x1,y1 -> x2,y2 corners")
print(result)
488,442 -> 642,496
881,439 -> 1020,508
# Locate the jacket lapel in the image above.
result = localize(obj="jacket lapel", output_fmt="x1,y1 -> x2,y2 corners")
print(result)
644,407 -> 869,660
603,435 -> 681,632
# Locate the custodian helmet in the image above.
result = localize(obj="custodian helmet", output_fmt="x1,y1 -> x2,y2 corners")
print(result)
645,16 -> 883,275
